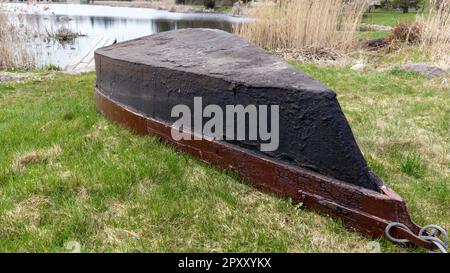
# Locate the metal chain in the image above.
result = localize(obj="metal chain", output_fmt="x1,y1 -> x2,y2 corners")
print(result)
385,222 -> 448,253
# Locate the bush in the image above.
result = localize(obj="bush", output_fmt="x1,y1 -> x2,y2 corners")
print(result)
391,0 -> 425,13
203,0 -> 216,9
387,22 -> 423,44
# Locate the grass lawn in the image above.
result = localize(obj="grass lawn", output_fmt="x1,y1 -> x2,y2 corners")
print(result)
362,10 -> 418,26
215,5 -> 233,14
190,5 -> 232,14
0,66 -> 448,252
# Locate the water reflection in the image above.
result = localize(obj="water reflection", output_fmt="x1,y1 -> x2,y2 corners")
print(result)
4,3 -> 241,68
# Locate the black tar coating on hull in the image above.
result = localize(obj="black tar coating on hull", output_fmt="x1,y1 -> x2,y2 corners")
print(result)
94,28 -> 383,191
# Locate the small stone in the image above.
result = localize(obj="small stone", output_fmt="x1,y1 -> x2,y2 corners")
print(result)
351,63 -> 366,71
402,63 -> 448,78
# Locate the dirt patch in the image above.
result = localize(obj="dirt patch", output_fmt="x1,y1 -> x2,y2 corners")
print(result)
0,72 -> 29,83
0,71 -> 55,84
359,23 -> 392,32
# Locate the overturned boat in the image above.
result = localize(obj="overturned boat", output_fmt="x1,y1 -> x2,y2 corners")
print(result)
94,29 -> 447,251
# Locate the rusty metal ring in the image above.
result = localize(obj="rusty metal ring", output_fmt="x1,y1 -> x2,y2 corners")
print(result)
419,225 -> 449,246
420,236 -> 448,253
419,225 -> 448,253
430,241 -> 447,253
385,222 -> 411,244
386,223 -> 448,253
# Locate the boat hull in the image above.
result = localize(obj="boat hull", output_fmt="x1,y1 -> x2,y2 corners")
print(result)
93,29 -> 436,250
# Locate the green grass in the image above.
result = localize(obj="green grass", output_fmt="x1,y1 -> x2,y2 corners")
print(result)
215,6 -> 233,14
361,46 -> 432,66
363,10 -> 418,26
356,30 -> 389,41
0,66 -> 448,252
400,152 -> 427,178
191,5 -> 232,14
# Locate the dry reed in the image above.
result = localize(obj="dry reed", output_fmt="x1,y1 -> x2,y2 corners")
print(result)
417,0 -> 450,65
0,3 -> 34,69
234,0 -> 367,51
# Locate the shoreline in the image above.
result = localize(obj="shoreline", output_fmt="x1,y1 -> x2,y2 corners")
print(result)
91,1 -> 231,15
1,2 -> 247,20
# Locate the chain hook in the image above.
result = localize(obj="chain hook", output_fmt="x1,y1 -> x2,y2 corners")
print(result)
385,222 -> 448,253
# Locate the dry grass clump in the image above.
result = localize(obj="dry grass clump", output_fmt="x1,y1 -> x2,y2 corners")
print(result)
0,4 -> 34,69
11,145 -> 62,173
272,47 -> 350,66
417,0 -> 450,64
234,0 -> 367,51
47,27 -> 84,42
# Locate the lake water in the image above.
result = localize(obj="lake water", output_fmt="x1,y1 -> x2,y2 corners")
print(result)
3,3 -> 245,68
